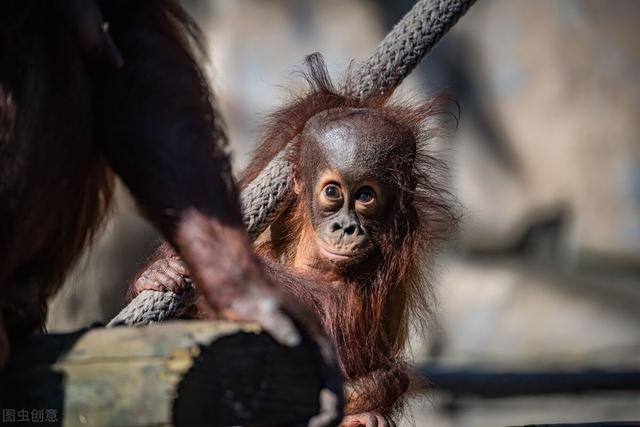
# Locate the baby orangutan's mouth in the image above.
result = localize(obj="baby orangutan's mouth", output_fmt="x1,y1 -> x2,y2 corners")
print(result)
316,239 -> 365,264
319,246 -> 353,262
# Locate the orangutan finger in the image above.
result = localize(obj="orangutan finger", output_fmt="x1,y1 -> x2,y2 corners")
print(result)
256,304 -> 301,347
160,266 -> 187,289
166,258 -> 190,277
158,271 -> 187,294
136,270 -> 173,293
342,413 -> 379,427
364,413 -> 379,427
231,293 -> 301,347
376,414 -> 389,427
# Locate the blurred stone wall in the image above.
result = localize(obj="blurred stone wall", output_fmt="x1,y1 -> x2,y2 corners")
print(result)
47,185 -> 158,330
46,1 -> 640,425
408,1 -> 640,425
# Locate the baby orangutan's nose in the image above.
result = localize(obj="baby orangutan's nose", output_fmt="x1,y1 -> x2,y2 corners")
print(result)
327,216 -> 367,250
330,217 -> 361,237
343,224 -> 356,235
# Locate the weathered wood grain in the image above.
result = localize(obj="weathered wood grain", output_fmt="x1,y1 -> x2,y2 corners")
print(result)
0,321 -> 342,427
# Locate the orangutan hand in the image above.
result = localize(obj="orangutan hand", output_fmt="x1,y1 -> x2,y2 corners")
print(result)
175,210 -> 303,348
132,256 -> 192,296
135,247 -> 303,348
131,243 -> 334,362
340,413 -> 397,427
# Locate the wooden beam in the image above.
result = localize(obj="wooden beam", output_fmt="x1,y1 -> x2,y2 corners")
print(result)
0,321 -> 343,426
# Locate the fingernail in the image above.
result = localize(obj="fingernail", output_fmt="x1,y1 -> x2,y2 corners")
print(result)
280,329 -> 301,347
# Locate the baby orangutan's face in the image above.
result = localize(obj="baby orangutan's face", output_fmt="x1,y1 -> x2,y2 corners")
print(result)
294,108 -> 415,275
307,169 -> 387,269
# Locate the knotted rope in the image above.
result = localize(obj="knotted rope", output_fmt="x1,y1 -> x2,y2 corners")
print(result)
109,0 -> 476,327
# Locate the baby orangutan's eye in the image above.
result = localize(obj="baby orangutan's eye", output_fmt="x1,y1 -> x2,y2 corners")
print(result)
324,184 -> 342,200
355,187 -> 375,204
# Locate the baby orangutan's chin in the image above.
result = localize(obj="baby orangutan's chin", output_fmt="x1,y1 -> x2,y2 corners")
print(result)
292,237 -> 347,280
291,224 -> 371,280
311,238 -> 373,276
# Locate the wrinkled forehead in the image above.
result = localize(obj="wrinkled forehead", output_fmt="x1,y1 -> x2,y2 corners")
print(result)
301,108 -> 414,181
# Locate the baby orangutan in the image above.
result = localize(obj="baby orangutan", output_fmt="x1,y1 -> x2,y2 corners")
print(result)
130,54 -> 456,426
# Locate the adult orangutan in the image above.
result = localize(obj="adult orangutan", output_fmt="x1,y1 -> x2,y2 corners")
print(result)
130,54 -> 457,426
0,0 -> 299,365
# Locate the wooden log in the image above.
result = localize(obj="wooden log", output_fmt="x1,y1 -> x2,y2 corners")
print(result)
0,321 -> 343,427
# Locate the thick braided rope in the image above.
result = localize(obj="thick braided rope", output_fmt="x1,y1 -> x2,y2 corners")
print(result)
109,0 -> 475,327
349,0 -> 476,98
108,290 -> 189,326
241,144 -> 296,239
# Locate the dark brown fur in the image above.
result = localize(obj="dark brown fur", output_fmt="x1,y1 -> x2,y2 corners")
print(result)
0,1 -> 272,348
